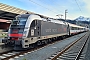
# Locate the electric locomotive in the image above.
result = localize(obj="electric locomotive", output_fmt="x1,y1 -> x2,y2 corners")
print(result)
2,14 -> 70,50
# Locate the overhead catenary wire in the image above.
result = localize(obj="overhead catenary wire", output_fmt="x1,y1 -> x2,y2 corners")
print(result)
51,0 -> 63,13
28,0 -> 58,14
74,0 -> 83,14
39,0 -> 63,14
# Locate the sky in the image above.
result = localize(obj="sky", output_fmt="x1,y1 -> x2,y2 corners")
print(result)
0,0 -> 90,20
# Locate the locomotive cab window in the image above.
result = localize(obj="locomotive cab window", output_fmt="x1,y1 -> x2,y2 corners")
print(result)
17,18 -> 27,25
9,16 -> 28,34
12,20 -> 18,25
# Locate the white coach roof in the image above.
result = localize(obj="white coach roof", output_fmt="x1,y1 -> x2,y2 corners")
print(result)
68,23 -> 85,28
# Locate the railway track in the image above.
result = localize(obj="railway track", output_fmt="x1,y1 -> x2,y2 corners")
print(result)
0,32 -> 87,60
47,32 -> 89,60
0,35 -> 69,60
0,44 -> 48,60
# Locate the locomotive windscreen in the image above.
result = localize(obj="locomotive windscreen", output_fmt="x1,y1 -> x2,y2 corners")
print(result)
8,16 -> 28,39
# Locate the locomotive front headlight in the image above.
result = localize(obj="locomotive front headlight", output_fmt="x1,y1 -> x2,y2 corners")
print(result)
23,34 -> 26,37
23,31 -> 27,37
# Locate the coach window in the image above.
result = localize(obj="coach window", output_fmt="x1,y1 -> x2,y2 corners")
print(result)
79,28 -> 81,30
77,27 -> 79,30
71,27 -> 75,30
76,27 -> 77,30
75,27 -> 77,30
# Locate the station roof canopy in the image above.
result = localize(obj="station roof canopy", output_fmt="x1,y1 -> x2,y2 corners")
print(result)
0,3 -> 35,20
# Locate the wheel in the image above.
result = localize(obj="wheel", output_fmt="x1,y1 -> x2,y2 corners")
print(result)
37,41 -> 42,45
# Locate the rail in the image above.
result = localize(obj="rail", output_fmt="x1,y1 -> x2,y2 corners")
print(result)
51,32 -> 89,60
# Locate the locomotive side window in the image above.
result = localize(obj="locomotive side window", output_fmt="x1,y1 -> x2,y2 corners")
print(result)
31,20 -> 35,27
31,20 -> 37,27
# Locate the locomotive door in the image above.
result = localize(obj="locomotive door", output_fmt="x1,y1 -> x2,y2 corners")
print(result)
31,29 -> 34,36
30,20 -> 41,37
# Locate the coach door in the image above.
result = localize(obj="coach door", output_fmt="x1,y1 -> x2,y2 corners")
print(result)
67,24 -> 70,35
